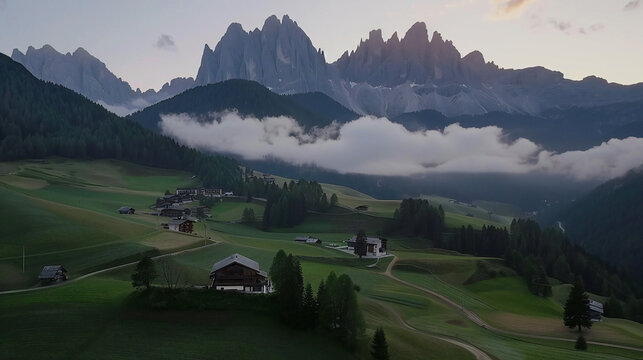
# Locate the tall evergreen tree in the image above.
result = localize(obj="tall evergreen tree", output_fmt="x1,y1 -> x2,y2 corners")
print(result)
370,327 -> 389,360
355,229 -> 367,258
302,282 -> 318,329
564,279 -> 593,332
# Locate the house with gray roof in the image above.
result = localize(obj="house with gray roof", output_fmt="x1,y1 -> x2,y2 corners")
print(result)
209,254 -> 270,293
38,265 -> 67,285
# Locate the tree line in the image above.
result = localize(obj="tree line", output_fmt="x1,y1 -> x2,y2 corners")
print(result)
270,250 -> 364,351
385,198 -> 445,240
262,180 -> 334,229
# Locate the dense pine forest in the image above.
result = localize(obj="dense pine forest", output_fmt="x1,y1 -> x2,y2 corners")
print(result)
0,54 -> 242,190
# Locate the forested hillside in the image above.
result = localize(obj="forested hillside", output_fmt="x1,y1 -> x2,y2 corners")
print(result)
0,53 -> 241,190
560,166 -> 643,280
129,80 -> 343,131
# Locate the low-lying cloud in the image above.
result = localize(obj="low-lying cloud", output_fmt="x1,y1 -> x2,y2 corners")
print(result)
160,111 -> 643,181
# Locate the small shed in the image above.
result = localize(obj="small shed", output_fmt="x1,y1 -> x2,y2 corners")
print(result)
39,265 -> 67,285
118,206 -> 135,214
295,236 -> 321,244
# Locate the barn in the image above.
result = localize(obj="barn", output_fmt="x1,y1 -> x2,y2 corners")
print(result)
38,265 -> 67,285
209,254 -> 270,293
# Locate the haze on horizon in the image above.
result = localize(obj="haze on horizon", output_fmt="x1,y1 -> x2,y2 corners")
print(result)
1,0 -> 641,91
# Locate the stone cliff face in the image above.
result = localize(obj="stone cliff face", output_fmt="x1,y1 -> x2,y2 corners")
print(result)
12,15 -> 643,118
196,15 -> 332,94
11,45 -> 194,115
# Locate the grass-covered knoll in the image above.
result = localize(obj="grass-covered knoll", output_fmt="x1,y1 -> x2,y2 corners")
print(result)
209,198 -> 265,222
391,249 -> 643,348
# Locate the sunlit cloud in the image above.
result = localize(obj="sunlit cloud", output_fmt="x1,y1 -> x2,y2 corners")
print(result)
159,111 -> 643,181
492,0 -> 536,18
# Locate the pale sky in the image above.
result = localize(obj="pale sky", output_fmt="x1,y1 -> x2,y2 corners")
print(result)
1,0 -> 641,91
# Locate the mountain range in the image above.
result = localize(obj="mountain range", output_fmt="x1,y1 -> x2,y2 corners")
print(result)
11,15 -> 643,118
11,45 -> 194,116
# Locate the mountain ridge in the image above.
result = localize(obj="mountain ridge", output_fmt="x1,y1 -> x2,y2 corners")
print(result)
10,15 -> 643,118
11,45 -> 195,116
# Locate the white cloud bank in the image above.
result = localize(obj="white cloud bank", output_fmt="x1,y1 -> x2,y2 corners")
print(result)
160,111 -> 643,181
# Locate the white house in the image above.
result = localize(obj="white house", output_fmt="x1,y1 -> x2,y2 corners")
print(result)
345,236 -> 387,257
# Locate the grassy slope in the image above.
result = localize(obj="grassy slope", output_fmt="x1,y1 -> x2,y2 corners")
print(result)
321,182 -> 510,229
391,250 -> 643,348
0,159 -> 202,289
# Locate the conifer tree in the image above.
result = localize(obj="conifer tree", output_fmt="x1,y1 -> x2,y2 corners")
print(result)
370,327 -> 389,360
564,278 -> 592,332
131,256 -> 157,289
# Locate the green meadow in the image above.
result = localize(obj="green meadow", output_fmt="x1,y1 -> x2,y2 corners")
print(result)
1,159 -> 642,360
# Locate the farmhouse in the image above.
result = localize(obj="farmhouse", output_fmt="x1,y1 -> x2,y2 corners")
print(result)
166,218 -> 194,233
118,206 -> 135,214
346,236 -> 387,257
200,188 -> 223,197
295,236 -> 321,244
209,253 -> 271,293
589,299 -> 604,322
160,206 -> 191,218
176,187 -> 198,196
38,265 -> 67,285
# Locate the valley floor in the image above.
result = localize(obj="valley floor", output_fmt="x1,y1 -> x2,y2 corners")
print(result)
1,159 -> 642,360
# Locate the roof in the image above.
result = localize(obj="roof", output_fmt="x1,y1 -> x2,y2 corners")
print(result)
119,206 -> 134,211
589,299 -> 604,313
38,265 -> 66,279
347,236 -> 382,245
168,218 -> 193,226
210,253 -> 263,276
162,206 -> 187,211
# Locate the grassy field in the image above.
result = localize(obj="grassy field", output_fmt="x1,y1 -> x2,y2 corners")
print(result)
0,159 -> 203,289
321,182 -> 509,229
1,159 -> 642,360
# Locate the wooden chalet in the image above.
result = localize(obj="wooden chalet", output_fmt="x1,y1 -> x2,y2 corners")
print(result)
166,218 -> 194,233
589,299 -> 604,322
39,265 -> 67,285
209,254 -> 270,293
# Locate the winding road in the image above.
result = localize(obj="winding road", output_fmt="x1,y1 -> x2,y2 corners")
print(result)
383,255 -> 643,353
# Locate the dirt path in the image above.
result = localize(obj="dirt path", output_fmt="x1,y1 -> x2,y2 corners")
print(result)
0,241 -> 220,295
371,298 -> 492,360
384,255 -> 643,353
